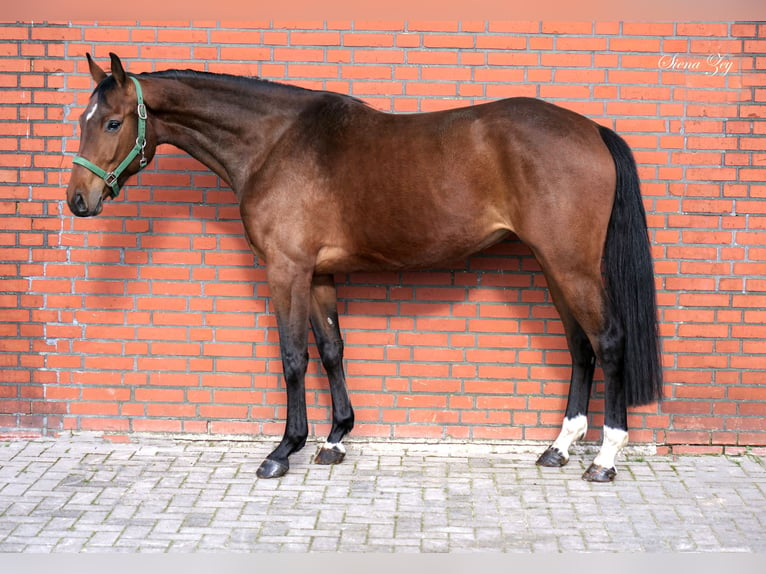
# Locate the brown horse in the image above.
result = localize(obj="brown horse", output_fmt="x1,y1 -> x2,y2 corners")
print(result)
66,53 -> 662,482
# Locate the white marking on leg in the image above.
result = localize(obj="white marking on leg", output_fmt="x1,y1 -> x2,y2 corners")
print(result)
85,101 -> 98,122
323,440 -> 345,454
327,317 -> 334,326
593,426 -> 629,469
550,414 -> 588,461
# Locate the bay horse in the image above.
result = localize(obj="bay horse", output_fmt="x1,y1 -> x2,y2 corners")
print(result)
66,53 -> 662,482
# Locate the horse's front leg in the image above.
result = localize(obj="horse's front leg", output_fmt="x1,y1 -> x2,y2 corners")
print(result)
309,274 -> 354,465
256,262 -> 313,479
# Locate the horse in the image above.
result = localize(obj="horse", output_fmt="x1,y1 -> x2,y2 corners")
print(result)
65,53 -> 662,482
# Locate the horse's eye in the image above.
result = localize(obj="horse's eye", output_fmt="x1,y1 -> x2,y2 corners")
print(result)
106,120 -> 122,132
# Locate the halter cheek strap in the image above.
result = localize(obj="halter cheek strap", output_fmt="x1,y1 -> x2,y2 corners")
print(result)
73,76 -> 148,198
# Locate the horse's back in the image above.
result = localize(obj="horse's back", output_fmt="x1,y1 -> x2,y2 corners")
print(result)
324,95 -> 615,213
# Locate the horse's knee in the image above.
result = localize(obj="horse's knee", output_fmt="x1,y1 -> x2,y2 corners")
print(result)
282,348 -> 309,383
318,338 -> 344,373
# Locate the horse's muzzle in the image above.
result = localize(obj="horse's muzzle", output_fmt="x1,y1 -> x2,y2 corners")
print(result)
68,191 -> 103,217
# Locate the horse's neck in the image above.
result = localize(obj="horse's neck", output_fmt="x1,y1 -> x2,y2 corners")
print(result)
143,74 -> 305,194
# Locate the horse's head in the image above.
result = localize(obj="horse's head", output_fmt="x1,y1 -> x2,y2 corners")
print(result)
66,53 -> 156,217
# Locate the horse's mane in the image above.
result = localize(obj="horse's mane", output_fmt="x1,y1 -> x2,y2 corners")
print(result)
143,69 -> 311,94
92,68 -> 367,107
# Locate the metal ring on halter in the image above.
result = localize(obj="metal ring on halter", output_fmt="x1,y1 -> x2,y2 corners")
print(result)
137,136 -> 148,168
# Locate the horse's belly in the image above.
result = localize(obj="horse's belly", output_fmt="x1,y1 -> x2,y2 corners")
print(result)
314,226 -> 511,274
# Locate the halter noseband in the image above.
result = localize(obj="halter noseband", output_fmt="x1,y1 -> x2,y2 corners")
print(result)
73,76 -> 148,198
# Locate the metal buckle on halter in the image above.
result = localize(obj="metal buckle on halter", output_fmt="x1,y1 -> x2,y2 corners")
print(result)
137,103 -> 147,120
136,136 -> 148,168
104,172 -> 118,187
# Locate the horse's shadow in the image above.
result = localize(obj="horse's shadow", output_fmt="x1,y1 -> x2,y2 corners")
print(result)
62,164 -> 578,437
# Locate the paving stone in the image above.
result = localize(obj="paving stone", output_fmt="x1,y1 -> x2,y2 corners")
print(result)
1,435 -> 765,552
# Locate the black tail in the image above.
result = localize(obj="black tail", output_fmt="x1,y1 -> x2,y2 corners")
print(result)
598,125 -> 663,406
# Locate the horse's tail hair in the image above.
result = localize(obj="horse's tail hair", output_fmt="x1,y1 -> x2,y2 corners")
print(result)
598,124 -> 663,407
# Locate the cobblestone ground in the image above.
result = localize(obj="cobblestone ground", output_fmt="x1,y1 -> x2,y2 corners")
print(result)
0,435 -> 764,552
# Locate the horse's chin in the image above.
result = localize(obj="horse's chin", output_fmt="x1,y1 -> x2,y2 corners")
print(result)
90,200 -> 104,216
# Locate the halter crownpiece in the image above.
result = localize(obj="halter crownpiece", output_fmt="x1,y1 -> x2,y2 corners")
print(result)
73,76 -> 148,198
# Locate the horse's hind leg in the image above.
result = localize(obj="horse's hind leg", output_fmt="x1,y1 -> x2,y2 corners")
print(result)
536,296 -> 596,468
582,314 -> 628,482
531,251 -> 628,482
551,274 -> 628,482
309,274 -> 355,465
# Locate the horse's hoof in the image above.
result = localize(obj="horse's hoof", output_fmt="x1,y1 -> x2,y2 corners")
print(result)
314,445 -> 346,465
582,463 -> 616,482
536,446 -> 568,467
256,458 -> 288,479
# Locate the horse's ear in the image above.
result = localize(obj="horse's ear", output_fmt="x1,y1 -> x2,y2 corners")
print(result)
109,52 -> 127,86
86,53 -> 107,84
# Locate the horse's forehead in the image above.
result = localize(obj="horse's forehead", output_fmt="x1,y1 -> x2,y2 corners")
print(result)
81,86 -> 128,126
84,99 -> 99,122
92,78 -> 130,109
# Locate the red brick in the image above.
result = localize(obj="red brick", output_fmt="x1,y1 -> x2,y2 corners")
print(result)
476,36 -> 526,50
677,23 -> 730,37
540,22 -> 593,34
220,47 -> 271,61
343,33 -> 394,47
290,31 -> 340,46
623,22 -> 675,36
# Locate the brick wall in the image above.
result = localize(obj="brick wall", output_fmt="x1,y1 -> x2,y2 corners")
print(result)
1,21 -> 764,453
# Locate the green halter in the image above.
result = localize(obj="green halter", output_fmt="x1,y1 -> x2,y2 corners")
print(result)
73,76 -> 148,197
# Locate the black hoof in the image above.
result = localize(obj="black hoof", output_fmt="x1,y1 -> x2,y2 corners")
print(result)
536,446 -> 569,467
314,446 -> 346,466
582,463 -> 616,482
256,458 -> 289,479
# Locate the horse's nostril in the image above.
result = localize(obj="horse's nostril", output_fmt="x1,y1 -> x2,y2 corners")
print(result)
74,192 -> 86,212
